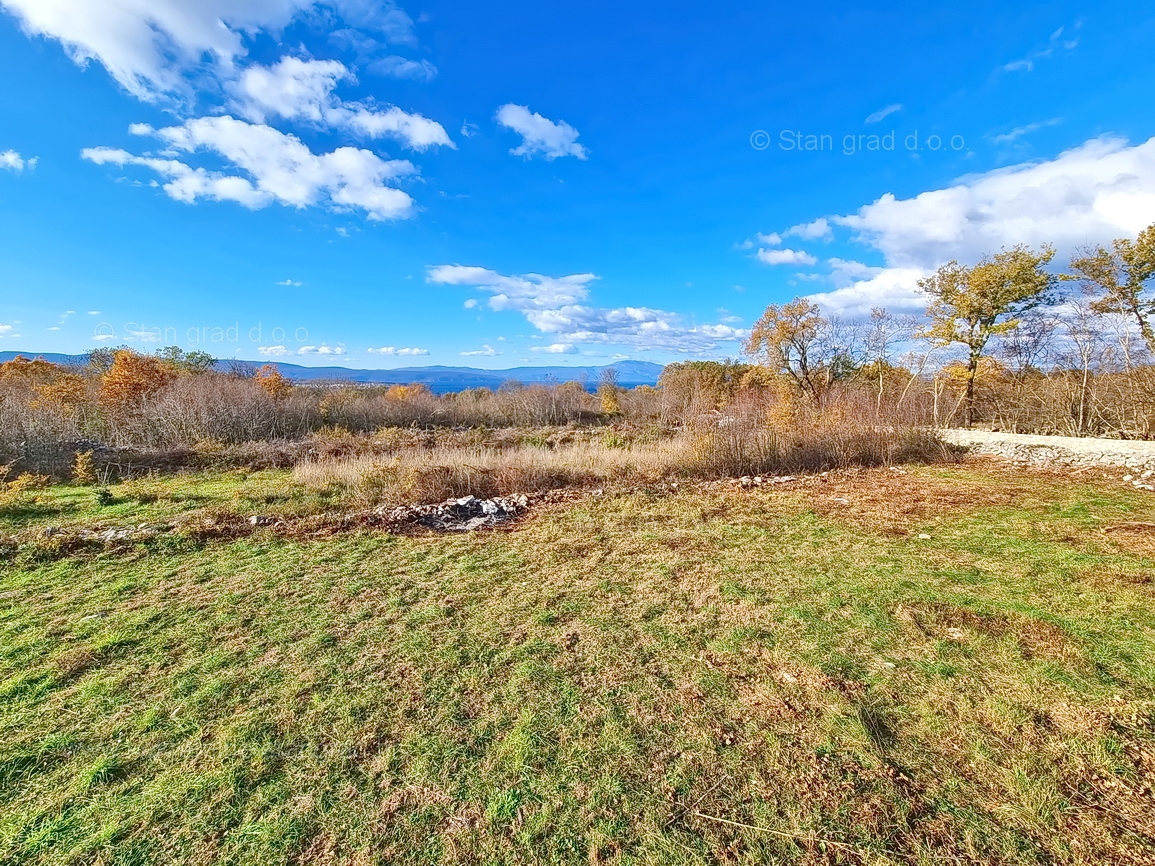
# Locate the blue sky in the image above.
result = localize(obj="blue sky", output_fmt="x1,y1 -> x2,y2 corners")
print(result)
0,0 -> 1153,368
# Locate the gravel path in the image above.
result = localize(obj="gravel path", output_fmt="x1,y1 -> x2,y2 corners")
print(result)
940,429 -> 1155,485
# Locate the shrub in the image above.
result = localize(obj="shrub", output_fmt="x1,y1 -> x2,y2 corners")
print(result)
100,350 -> 178,413
0,471 -> 51,511
72,451 -> 97,486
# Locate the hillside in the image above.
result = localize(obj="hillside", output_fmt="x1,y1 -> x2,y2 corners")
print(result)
0,353 -> 664,393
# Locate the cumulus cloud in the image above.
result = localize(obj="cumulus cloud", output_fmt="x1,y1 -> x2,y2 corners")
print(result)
83,115 -> 418,220
4,1 -> 452,217
785,217 -> 833,241
806,267 -> 929,317
298,343 -> 345,355
827,258 -> 882,283
233,56 -> 452,149
865,104 -> 902,124
737,231 -> 782,250
756,248 -> 818,266
368,346 -> 429,356
793,135 -> 1155,316
274,278 -> 303,286
428,265 -> 748,354
496,104 -> 588,161
0,0 -> 313,99
835,136 -> 1155,270
0,0 -> 419,100
427,265 -> 596,310
531,343 -> 577,354
460,344 -> 500,356
0,150 -> 36,173
258,345 -> 291,356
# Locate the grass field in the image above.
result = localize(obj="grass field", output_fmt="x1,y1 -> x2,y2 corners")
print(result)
2,462 -> 1155,864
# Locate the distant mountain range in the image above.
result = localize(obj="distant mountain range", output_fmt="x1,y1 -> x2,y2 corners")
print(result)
0,352 -> 665,393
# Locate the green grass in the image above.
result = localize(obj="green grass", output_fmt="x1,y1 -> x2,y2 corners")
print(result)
0,470 -> 343,538
1,465 -> 1154,864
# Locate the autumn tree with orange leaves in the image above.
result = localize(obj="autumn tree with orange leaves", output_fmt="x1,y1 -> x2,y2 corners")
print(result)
254,365 -> 292,401
98,350 -> 177,412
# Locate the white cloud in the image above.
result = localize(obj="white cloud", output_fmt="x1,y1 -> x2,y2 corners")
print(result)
428,265 -> 749,354
126,326 -> 162,342
1001,24 -> 1079,74
0,324 -> 14,334
234,56 -> 348,123
327,1 -> 417,45
233,56 -> 452,149
785,217 -> 833,241
84,115 -> 418,220
258,345 -> 292,356
427,265 -> 596,310
298,343 -> 345,355
87,311 -> 101,316
367,55 -> 437,81
827,258 -> 882,283
991,118 -> 1061,145
835,136 -> 1155,270
806,267 -> 929,317
368,346 -> 428,356
496,104 -> 588,161
343,106 -> 452,149
0,0 -> 418,100
0,0 -> 315,99
865,104 -> 902,124
756,248 -> 818,266
460,122 -> 480,139
531,343 -> 578,354
463,298 -> 479,309
737,231 -> 781,250
794,135 -> 1155,316
460,344 -> 500,357
274,279 -> 303,286
0,150 -> 36,173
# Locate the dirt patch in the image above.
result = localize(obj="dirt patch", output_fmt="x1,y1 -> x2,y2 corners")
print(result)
53,647 -> 100,680
801,462 -> 1055,535
1079,564 -> 1154,589
1101,522 -> 1155,558
895,602 -> 1080,662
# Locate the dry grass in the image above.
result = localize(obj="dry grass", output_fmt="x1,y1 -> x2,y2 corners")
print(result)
293,425 -> 951,507
294,440 -> 687,504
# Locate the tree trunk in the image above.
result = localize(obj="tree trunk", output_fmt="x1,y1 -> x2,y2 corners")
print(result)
965,352 -> 979,428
